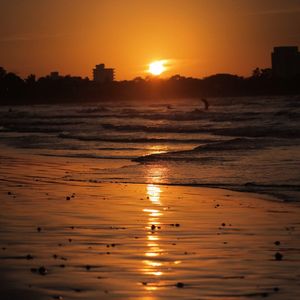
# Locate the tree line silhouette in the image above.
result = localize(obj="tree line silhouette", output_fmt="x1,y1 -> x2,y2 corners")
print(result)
0,66 -> 299,104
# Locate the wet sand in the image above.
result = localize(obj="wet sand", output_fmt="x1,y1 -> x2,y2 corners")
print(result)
0,148 -> 300,299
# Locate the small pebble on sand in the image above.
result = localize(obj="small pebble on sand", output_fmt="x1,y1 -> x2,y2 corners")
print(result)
176,282 -> 184,288
33,266 -> 48,275
275,252 -> 283,261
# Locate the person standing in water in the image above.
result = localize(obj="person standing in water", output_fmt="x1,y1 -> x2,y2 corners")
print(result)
201,98 -> 209,110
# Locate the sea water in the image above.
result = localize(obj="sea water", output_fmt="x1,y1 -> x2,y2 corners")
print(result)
0,96 -> 299,201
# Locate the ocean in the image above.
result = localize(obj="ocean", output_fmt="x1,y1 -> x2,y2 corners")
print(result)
0,96 -> 299,201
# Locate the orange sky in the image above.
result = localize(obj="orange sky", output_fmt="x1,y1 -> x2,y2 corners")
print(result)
1,0 -> 300,80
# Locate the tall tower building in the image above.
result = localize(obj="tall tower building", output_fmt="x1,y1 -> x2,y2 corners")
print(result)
93,64 -> 115,83
271,46 -> 300,78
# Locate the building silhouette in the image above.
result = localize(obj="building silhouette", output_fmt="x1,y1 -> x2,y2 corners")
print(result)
271,46 -> 300,78
49,71 -> 60,79
93,64 -> 114,83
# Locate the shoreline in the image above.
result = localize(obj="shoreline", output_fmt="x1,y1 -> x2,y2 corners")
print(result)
0,144 -> 299,203
0,148 -> 300,299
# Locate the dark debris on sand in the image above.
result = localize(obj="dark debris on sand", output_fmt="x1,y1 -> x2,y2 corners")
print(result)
176,282 -> 185,288
275,252 -> 283,261
31,266 -> 48,275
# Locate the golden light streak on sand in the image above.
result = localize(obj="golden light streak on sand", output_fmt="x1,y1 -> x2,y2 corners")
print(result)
143,260 -> 163,267
143,208 -> 162,217
147,235 -> 159,241
145,252 -> 159,257
142,182 -> 166,279
147,184 -> 161,204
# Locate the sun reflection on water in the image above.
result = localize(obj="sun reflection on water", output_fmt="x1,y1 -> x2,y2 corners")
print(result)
146,165 -> 168,185
147,184 -> 161,204
141,158 -> 168,287
141,164 -> 177,290
141,181 -> 164,278
147,145 -> 168,155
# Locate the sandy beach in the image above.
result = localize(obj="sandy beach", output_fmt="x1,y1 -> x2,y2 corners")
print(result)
1,0 -> 300,298
0,147 -> 299,300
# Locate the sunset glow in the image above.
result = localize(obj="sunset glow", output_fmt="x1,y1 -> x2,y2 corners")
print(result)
1,1 -> 300,299
148,61 -> 166,76
1,2 -> 299,79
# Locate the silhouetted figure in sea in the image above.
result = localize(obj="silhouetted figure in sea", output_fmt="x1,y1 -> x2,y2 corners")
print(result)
201,98 -> 209,110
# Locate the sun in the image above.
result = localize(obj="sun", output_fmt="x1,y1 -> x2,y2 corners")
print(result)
148,60 -> 166,76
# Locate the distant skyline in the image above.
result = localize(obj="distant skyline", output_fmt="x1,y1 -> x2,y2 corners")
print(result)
1,0 -> 300,80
